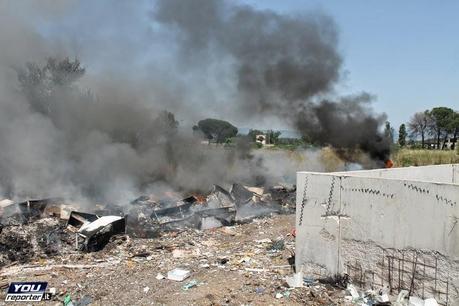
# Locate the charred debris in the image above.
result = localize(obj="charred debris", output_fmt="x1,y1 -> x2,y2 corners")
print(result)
0,184 -> 294,266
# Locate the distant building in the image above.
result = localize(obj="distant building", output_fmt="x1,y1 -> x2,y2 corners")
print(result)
423,137 -> 457,150
255,134 -> 267,145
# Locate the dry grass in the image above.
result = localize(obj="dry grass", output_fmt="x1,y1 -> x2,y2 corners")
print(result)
392,149 -> 459,167
319,147 -> 344,172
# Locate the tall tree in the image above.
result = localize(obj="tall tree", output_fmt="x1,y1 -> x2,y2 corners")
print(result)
384,121 -> 394,143
398,124 -> 407,147
428,107 -> 454,149
266,130 -> 281,144
408,111 -> 429,148
194,118 -> 238,143
154,111 -> 179,136
45,57 -> 85,86
447,111 -> 459,150
17,57 -> 85,115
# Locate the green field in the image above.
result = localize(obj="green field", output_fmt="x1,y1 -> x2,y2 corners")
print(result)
392,148 -> 459,167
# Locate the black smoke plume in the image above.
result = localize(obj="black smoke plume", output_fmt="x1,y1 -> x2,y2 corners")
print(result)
0,0 -> 390,204
295,94 -> 390,163
154,0 -> 391,164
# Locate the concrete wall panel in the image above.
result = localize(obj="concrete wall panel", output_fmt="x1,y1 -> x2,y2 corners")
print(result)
333,164 -> 458,184
296,173 -> 341,276
340,176 -> 458,256
296,164 -> 459,304
454,164 -> 459,184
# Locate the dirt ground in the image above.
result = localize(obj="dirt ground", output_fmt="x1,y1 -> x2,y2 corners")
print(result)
0,215 -> 347,305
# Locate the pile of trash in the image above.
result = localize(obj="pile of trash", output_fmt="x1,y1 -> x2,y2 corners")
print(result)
0,184 -> 295,266
284,270 -> 442,306
0,206 -> 442,305
128,183 -> 295,236
341,284 -> 441,306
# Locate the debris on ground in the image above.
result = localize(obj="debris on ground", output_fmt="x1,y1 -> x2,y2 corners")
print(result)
267,238 -> 285,251
67,211 -> 127,252
340,283 -> 440,306
286,271 -> 304,288
0,189 -> 438,305
167,268 -> 191,282
0,214 -> 347,305
182,279 -> 199,290
156,273 -> 165,280
0,184 -> 295,267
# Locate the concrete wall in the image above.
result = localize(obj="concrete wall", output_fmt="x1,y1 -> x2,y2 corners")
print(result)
334,164 -> 459,184
296,164 -> 459,305
454,164 -> 459,184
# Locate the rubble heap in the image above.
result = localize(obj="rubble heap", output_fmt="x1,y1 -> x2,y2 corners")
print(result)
0,184 -> 295,267
0,215 -> 348,305
125,183 -> 295,237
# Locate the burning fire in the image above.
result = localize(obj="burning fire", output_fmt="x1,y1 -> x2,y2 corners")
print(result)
385,159 -> 394,168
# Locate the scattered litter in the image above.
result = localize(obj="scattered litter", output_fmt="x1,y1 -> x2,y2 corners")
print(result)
67,211 -> 126,252
267,239 -> 285,251
63,294 -> 73,306
286,271 -> 304,288
409,296 -> 424,306
167,268 -> 190,281
376,293 -> 390,303
0,184 -> 295,267
218,258 -> 229,265
394,290 -> 409,306
182,279 -> 199,290
132,251 -> 151,258
303,277 -> 315,285
255,287 -> 265,294
0,188 -> 316,304
346,284 -> 360,300
156,273 -> 165,280
74,295 -> 92,306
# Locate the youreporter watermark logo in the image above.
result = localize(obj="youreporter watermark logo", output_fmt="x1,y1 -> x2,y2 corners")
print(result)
5,282 -> 52,302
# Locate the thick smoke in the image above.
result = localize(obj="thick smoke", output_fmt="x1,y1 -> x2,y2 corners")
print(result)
154,0 -> 341,112
295,93 -> 390,162
0,56 -> 268,202
154,0 -> 391,163
0,0 -> 389,204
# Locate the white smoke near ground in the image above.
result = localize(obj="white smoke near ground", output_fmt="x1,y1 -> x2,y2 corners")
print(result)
0,0 -> 382,205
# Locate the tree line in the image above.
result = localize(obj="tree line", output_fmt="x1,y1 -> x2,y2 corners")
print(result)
398,107 -> 459,150
192,118 -> 287,146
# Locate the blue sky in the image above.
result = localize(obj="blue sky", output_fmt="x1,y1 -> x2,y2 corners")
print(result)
242,0 -> 459,128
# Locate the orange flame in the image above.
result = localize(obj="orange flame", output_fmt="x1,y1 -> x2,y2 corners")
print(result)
385,159 -> 394,168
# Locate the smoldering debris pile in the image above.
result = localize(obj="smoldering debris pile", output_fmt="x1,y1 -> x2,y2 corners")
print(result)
0,184 -> 295,266
132,184 -> 294,236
